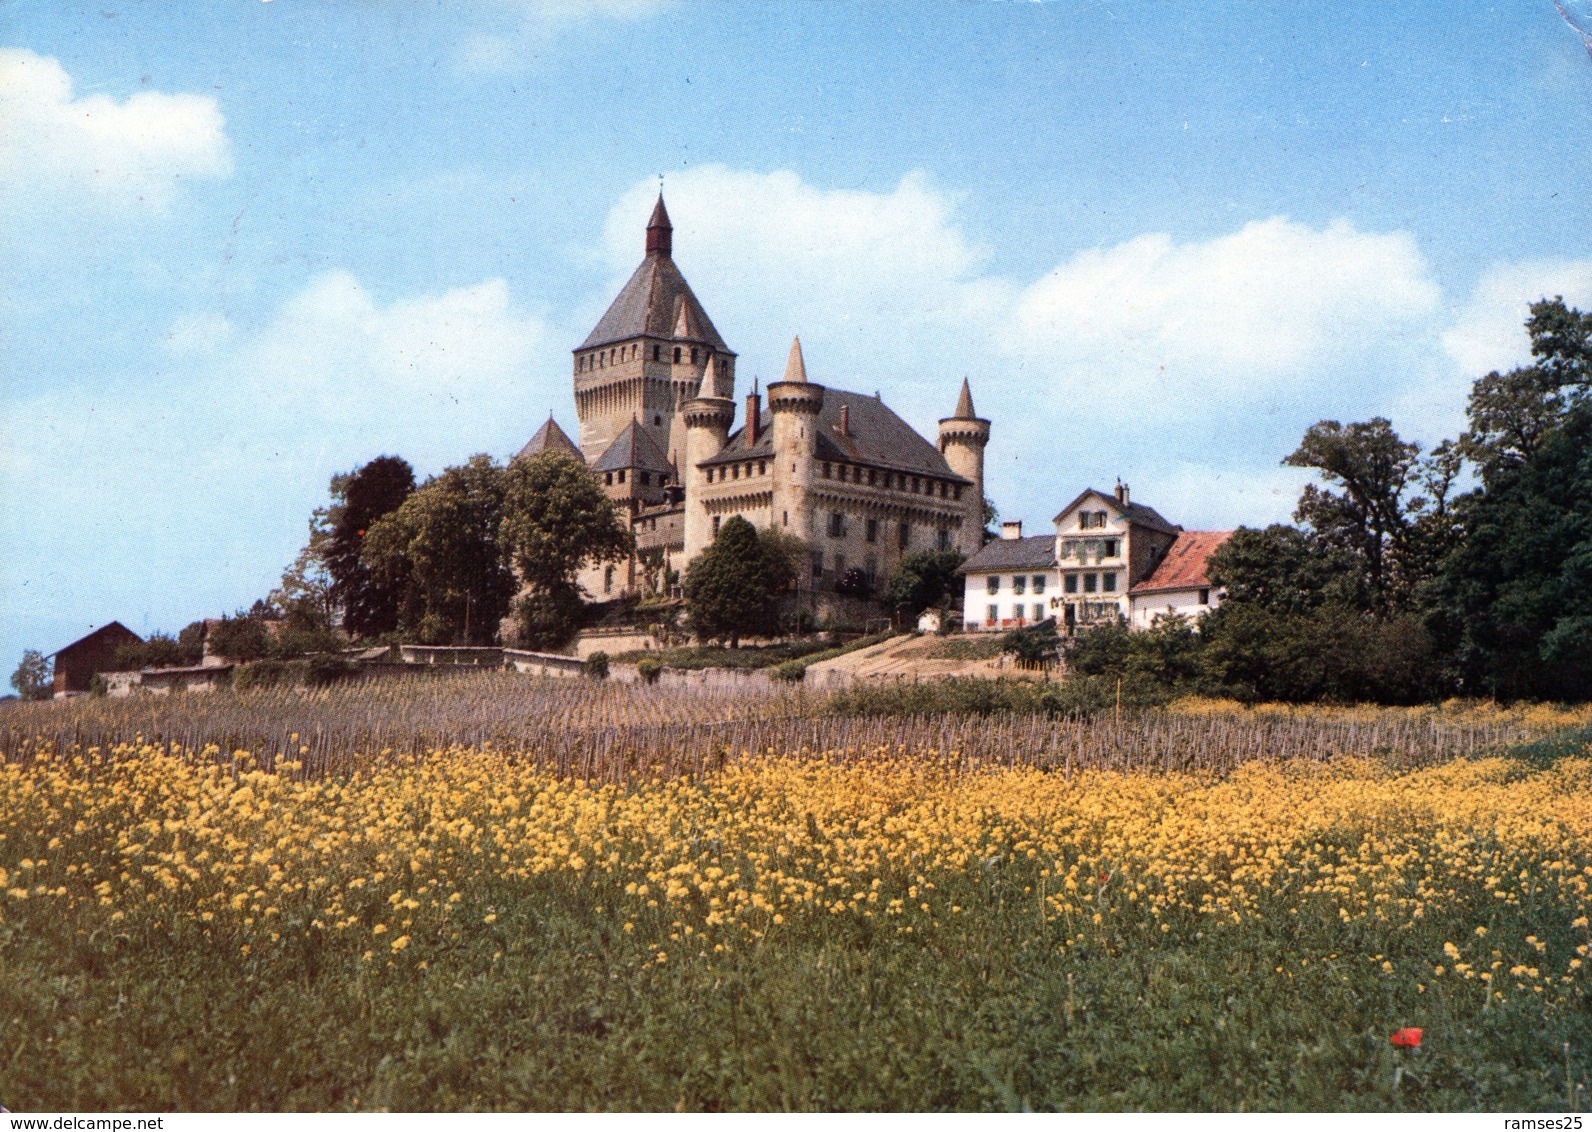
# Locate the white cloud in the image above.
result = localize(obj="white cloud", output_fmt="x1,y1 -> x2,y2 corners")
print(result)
2,273 -> 553,644
1440,257 -> 1592,377
0,48 -> 231,208
1008,217 -> 1441,412
456,0 -> 674,73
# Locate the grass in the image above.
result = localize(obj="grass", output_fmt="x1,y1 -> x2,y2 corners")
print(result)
3,686 -> 1592,1111
925,636 -> 1004,661
608,640 -> 836,670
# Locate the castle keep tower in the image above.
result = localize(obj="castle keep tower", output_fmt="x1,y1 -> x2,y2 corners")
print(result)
938,378 -> 990,556
572,196 -> 736,465
680,356 -> 737,560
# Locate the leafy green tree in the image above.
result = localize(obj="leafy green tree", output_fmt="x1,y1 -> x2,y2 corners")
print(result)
322,455 -> 416,638
683,517 -> 795,646
176,621 -> 208,665
1002,618 -> 1059,668
499,451 -> 633,649
1430,298 -> 1592,700
207,614 -> 271,662
1205,525 -> 1362,615
883,550 -> 965,619
363,455 -> 516,646
10,650 -> 52,700
113,632 -> 185,670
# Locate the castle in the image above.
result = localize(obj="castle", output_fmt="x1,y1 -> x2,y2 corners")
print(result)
520,196 -> 990,601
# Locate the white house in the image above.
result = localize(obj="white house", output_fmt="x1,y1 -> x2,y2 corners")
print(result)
1128,529 -> 1233,628
958,521 -> 1060,631
1050,485 -> 1181,632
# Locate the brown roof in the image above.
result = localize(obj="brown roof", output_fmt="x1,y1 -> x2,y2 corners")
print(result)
49,621 -> 141,659
1130,530 -> 1233,594
578,222 -> 731,353
702,388 -> 967,482
516,416 -> 584,463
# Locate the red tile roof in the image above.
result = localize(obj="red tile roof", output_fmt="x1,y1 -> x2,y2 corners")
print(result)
1130,530 -> 1233,594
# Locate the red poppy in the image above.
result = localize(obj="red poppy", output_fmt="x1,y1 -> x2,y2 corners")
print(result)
1098,873 -> 1110,884
1390,1028 -> 1422,1049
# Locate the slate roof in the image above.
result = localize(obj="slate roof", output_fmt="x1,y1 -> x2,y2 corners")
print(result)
959,535 -> 1058,574
1130,530 -> 1234,594
700,388 -> 968,482
516,416 -> 584,463
578,251 -> 730,353
1053,488 -> 1180,535
591,418 -> 676,475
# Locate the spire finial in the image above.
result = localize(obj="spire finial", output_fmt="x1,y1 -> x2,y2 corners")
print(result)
646,193 -> 672,256
953,377 -> 976,419
782,337 -> 808,384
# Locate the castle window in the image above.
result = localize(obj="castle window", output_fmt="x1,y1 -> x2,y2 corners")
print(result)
599,353 -> 605,369
811,552 -> 824,578
834,553 -> 846,575
936,528 -> 951,551
605,472 -> 613,485
758,461 -> 766,475
939,482 -> 948,498
732,464 -> 740,480
654,415 -> 662,426
640,472 -> 651,486
827,512 -> 846,538
617,469 -> 626,484
822,463 -> 831,478
954,486 -> 963,501
865,555 -> 878,583
868,469 -> 877,486
653,344 -> 661,361
712,515 -> 721,537
783,511 -> 789,526
912,477 -> 921,493
691,348 -> 699,365
674,347 -> 682,363
604,565 -> 614,594
898,522 -> 911,549
865,518 -> 878,544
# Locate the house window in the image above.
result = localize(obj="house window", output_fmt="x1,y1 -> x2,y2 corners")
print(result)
711,515 -> 721,537
1084,573 -> 1098,593
1199,588 -> 1210,605
866,518 -> 878,543
1034,604 -> 1045,622
1064,574 -> 1078,594
1013,576 -> 1026,596
828,512 -> 846,538
898,522 -> 911,549
987,575 -> 1000,595
1032,575 -> 1046,595
988,604 -> 999,624
1102,573 -> 1117,592
641,472 -> 651,486
936,529 -> 951,551
1103,539 -> 1119,558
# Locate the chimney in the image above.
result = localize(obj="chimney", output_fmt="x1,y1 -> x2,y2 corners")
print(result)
745,385 -> 761,446
1115,480 -> 1129,505
1000,519 -> 1023,540
839,402 -> 851,437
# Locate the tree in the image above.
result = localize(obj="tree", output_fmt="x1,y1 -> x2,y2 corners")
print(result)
500,451 -> 633,648
1425,298 -> 1592,700
363,455 -> 517,646
322,455 -> 416,638
10,650 -> 51,700
113,632 -> 186,670
884,550 -> 965,620
1002,618 -> 1059,668
1205,525 -> 1362,615
207,613 -> 271,662
682,517 -> 795,645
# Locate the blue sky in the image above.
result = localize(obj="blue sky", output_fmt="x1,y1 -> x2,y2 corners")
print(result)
4,0 -> 1591,663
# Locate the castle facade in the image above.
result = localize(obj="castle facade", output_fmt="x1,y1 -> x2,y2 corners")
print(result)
520,197 -> 990,601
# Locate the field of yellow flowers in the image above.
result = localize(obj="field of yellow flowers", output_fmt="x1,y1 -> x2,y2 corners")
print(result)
4,714 -> 1592,1111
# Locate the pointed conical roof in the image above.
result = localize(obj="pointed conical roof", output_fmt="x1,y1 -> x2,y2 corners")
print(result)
516,416 -> 584,463
591,417 -> 676,475
780,337 -> 808,384
952,378 -> 977,420
578,202 -> 729,353
645,194 -> 672,256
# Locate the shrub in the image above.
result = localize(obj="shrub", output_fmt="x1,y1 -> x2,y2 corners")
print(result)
1002,619 -> 1060,669
584,652 -> 610,680
636,656 -> 663,685
771,659 -> 807,683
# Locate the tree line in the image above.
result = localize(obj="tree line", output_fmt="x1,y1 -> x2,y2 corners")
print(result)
1062,298 -> 1592,704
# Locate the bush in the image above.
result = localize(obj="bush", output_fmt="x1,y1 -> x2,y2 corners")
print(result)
208,615 -> 272,663
636,656 -> 662,684
234,656 -> 355,692
113,633 -> 186,671
1002,620 -> 1060,669
584,652 -> 610,680
771,659 -> 807,683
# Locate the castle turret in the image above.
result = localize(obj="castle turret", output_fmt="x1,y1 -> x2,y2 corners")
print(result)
680,357 -> 737,560
938,378 -> 990,556
766,337 -> 825,545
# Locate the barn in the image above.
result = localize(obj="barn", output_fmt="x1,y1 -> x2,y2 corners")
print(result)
49,622 -> 142,697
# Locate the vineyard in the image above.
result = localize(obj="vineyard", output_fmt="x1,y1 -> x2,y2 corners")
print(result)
2,676 -> 1591,1111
